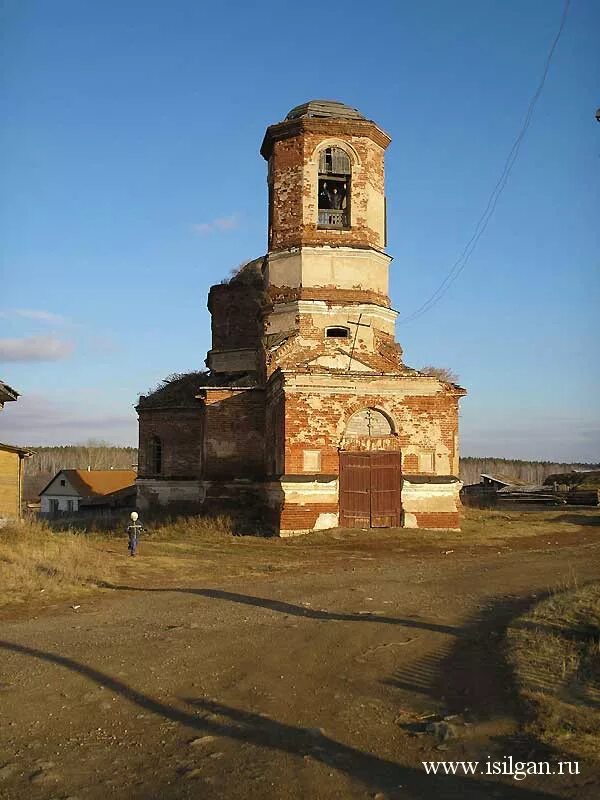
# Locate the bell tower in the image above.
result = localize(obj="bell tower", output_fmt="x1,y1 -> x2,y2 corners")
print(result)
137,98 -> 466,535
260,100 -> 401,374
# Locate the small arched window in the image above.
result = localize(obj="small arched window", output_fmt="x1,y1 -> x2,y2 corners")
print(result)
345,408 -> 394,437
150,435 -> 162,475
318,146 -> 351,229
326,326 -> 350,338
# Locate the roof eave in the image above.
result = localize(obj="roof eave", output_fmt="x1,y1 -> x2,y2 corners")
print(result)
260,117 -> 391,160
0,442 -> 34,457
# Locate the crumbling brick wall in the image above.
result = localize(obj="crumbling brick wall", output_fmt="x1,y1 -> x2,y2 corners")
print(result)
202,388 -> 266,480
208,282 -> 264,353
137,407 -> 203,479
280,382 -> 461,478
263,118 -> 390,253
267,315 -> 404,376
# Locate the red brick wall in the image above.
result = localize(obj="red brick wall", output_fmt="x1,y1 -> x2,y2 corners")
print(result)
279,502 -> 338,530
412,512 -> 460,530
203,389 -> 265,479
137,407 -> 203,479
265,119 -> 389,253
281,388 -> 460,477
267,315 -> 404,377
266,285 -> 390,309
208,283 -> 264,352
403,454 -> 418,472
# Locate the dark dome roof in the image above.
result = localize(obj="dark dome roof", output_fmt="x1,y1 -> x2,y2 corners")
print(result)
286,100 -> 366,121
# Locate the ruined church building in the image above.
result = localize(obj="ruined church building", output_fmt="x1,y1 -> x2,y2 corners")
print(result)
137,100 -> 466,534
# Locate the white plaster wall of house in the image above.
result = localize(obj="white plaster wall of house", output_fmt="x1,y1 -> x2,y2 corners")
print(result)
40,495 -> 80,513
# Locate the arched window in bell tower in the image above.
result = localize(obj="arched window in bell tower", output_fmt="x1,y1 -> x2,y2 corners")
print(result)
318,146 -> 351,229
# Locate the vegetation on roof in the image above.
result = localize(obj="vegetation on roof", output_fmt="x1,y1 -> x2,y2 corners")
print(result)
138,370 -> 260,408
419,365 -> 460,383
221,257 -> 265,287
138,372 -> 209,407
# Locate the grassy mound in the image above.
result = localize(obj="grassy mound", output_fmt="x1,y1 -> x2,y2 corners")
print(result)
507,582 -> 600,759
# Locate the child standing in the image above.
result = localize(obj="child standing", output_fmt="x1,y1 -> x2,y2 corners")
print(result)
127,511 -> 143,557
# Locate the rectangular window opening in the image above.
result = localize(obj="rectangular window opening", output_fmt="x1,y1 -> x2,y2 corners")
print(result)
326,327 -> 350,338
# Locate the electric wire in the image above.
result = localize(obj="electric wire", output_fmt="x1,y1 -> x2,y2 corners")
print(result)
399,0 -> 571,325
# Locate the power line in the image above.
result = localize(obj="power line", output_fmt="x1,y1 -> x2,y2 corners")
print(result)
399,0 -> 571,326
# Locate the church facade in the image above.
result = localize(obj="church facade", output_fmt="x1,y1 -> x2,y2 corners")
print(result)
136,100 -> 466,534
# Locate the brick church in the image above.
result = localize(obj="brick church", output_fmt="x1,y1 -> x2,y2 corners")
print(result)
136,99 -> 466,534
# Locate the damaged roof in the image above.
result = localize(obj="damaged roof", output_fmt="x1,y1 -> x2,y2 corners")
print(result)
226,257 -> 265,286
137,370 -> 259,408
286,99 -> 366,121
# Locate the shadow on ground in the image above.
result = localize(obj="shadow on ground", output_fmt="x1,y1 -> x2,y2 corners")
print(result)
101,583 -> 591,642
382,591 -> 590,776
0,638 -> 560,799
551,514 -> 600,527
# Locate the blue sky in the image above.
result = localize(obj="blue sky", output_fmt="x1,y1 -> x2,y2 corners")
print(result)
0,0 -> 598,461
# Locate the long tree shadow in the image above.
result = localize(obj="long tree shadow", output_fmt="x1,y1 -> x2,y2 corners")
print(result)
102,583 -> 462,635
552,514 -> 600,527
383,592 -> 590,771
385,594 -> 540,718
0,639 -> 559,799
102,583 -> 585,641
386,584 -> 600,720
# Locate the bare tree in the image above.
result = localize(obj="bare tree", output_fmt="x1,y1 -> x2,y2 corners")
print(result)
420,365 -> 460,383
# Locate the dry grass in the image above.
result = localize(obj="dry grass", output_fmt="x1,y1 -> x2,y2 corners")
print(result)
460,506 -> 599,541
148,514 -> 235,540
0,519 -> 115,608
1,507 -> 597,612
507,581 -> 600,760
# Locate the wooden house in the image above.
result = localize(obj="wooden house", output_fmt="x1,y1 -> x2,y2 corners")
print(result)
40,470 -> 137,514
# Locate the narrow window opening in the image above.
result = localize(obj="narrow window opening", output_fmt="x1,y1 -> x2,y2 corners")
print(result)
318,147 -> 351,229
326,326 -> 350,338
150,435 -> 163,475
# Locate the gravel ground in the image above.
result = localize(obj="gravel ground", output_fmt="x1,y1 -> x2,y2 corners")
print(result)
1,529 -> 599,800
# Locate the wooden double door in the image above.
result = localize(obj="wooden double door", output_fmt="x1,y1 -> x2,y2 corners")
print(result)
339,451 -> 402,529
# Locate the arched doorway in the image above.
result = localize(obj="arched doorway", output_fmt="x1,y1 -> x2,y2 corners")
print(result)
339,409 -> 402,529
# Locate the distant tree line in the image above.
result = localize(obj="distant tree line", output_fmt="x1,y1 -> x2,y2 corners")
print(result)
459,457 -> 600,486
25,443 -> 137,476
22,445 -> 598,499
23,444 -> 137,501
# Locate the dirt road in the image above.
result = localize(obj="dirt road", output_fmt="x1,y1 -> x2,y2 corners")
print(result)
1,533 -> 599,799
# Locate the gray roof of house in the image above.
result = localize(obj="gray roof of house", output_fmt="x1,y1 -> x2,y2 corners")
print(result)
0,380 -> 19,403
